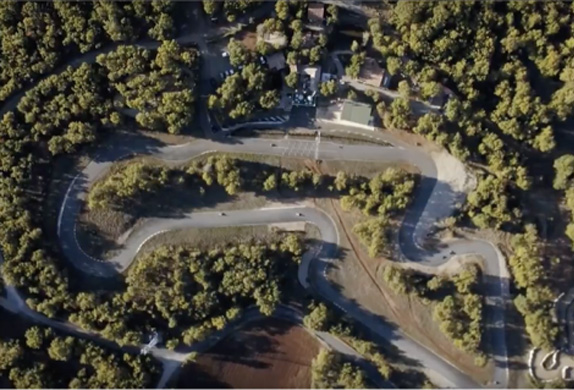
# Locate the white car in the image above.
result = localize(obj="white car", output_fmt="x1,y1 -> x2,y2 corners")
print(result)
219,212 -> 226,216
222,51 -> 229,58
296,212 -> 303,217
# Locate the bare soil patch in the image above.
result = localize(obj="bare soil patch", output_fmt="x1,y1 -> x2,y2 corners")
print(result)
174,318 -> 321,389
236,27 -> 258,51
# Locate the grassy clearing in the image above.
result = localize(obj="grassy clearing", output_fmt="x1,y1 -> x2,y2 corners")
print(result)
137,223 -> 321,256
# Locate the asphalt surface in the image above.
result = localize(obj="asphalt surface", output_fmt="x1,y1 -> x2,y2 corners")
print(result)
1,4 -> 512,389
53,129 -> 510,388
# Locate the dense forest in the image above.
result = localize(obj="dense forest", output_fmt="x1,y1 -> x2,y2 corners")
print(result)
67,236 -> 304,347
0,1 -> 175,104
0,0 -> 573,380
0,322 -> 159,388
0,37 -> 199,321
366,1 -> 574,350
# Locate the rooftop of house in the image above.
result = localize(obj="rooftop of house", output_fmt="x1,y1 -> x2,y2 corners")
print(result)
265,52 -> 286,71
341,100 -> 373,127
359,57 -> 385,88
307,3 -> 325,24
302,65 -> 322,92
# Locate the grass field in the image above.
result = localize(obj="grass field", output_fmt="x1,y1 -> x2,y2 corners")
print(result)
174,318 -> 321,388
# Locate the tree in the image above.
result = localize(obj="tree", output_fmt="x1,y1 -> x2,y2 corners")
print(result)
202,0 -> 218,15
286,51 -> 299,66
345,52 -> 365,79
48,337 -> 75,362
309,46 -> 322,64
320,80 -> 337,97
0,340 -> 23,371
334,171 -> 348,191
386,57 -> 401,76
398,80 -> 411,98
326,4 -> 339,26
259,90 -> 279,110
553,154 -> 574,190
387,98 -> 411,129
263,174 -> 277,191
227,39 -> 249,67
532,126 -> 555,152
275,0 -> 290,20
24,327 -> 44,350
303,303 -> 332,331
285,72 -> 298,88
351,40 -> 360,53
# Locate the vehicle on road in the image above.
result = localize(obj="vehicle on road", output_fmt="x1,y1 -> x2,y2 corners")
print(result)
222,51 -> 228,58
219,212 -> 226,216
271,143 -> 276,147
296,212 -> 303,217
209,78 -> 218,90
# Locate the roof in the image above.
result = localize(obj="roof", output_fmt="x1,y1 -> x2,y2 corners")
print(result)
265,52 -> 286,71
341,100 -> 373,127
307,3 -> 325,24
302,31 -> 319,48
302,65 -> 321,92
359,58 -> 384,88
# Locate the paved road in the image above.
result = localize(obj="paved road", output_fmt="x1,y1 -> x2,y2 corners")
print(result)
54,128 -> 510,388
0,4 -> 511,389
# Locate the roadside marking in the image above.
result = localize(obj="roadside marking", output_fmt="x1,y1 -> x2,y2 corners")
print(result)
136,230 -> 170,253
57,172 -> 83,237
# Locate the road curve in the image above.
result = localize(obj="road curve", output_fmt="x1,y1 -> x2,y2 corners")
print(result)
0,5 -> 510,388
53,127 -> 509,388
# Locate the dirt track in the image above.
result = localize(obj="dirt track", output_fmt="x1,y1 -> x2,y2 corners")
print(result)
176,318 -> 321,388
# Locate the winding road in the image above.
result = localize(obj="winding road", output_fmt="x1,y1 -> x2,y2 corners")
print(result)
0,3 -> 513,389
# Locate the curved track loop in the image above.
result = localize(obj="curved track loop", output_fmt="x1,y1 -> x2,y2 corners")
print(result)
54,130 -> 509,388
1,5 -> 511,388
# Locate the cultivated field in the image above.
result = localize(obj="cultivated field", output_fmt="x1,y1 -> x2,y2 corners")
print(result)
175,318 -> 321,388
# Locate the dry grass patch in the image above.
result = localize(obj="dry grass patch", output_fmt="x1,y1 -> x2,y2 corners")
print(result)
315,196 -> 494,385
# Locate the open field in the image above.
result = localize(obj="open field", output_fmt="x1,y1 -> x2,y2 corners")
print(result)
174,318 -> 321,388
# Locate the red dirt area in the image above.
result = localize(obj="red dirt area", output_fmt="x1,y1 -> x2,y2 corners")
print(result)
176,318 -> 321,389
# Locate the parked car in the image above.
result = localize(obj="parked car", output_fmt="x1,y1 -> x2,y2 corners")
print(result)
222,51 -> 229,58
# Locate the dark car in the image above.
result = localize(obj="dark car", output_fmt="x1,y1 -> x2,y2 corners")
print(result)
209,78 -> 218,90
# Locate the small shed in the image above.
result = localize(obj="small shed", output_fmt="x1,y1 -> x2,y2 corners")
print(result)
341,100 -> 374,128
307,3 -> 325,25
